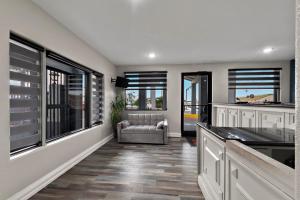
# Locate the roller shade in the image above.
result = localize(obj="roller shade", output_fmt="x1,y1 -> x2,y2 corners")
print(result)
125,71 -> 167,90
228,68 -> 281,90
91,72 -> 104,125
9,36 -> 42,153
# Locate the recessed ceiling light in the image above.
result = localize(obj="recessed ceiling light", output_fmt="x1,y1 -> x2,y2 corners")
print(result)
148,52 -> 156,59
263,47 -> 274,54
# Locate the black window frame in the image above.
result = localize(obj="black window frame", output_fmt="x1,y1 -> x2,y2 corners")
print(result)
9,33 -> 44,154
45,50 -> 101,142
91,72 -> 104,126
9,32 -> 105,154
228,68 -> 282,104
124,71 -> 167,111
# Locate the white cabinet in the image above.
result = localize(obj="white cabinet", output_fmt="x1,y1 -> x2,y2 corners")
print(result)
239,110 -> 256,130
197,125 -> 295,200
227,109 -> 238,127
226,155 -> 293,200
199,128 -> 225,200
285,113 -> 295,130
216,107 -> 227,127
213,105 -> 295,132
257,111 -> 285,140
285,113 -> 295,143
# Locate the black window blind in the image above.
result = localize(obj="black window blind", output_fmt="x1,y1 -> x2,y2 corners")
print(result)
91,72 -> 104,125
46,52 -> 87,142
228,68 -> 281,90
125,71 -> 167,90
9,35 -> 43,152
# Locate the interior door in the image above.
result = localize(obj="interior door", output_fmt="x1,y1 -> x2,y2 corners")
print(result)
181,72 -> 212,137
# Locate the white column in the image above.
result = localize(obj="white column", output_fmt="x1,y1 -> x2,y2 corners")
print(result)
151,89 -> 156,109
295,0 -> 300,199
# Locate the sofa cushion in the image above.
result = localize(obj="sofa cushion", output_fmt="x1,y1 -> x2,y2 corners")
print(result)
121,125 -> 163,134
128,114 -> 164,125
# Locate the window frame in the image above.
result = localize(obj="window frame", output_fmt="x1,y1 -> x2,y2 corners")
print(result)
9,33 -> 44,154
9,32 -> 104,154
91,72 -> 104,126
228,68 -> 282,104
124,71 -> 167,111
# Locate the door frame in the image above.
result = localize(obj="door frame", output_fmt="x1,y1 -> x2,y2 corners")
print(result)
181,71 -> 212,137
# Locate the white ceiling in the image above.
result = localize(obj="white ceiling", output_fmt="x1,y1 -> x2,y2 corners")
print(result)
33,0 -> 295,66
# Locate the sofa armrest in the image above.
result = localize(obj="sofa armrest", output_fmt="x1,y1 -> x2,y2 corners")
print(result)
163,119 -> 168,144
117,120 -> 128,142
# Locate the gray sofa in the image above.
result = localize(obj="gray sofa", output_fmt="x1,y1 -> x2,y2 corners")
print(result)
117,114 -> 168,144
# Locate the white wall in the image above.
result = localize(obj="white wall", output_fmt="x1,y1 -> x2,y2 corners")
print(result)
0,0 -> 116,199
117,61 -> 290,136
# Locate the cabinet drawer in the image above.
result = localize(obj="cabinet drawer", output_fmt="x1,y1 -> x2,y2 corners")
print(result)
285,113 -> 295,130
216,107 -> 227,127
257,111 -> 285,140
228,108 -> 238,127
239,110 -> 256,130
227,157 -> 293,200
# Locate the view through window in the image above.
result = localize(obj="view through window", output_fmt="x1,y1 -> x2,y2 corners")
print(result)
125,71 -> 167,110
228,68 -> 281,104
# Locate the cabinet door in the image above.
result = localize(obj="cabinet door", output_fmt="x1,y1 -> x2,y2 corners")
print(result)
227,157 -> 293,200
285,113 -> 295,130
240,110 -> 256,130
258,111 -> 284,140
216,108 -> 227,127
228,109 -> 238,127
202,132 -> 225,200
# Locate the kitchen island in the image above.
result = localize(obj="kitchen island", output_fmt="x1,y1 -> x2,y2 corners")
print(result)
196,123 -> 295,200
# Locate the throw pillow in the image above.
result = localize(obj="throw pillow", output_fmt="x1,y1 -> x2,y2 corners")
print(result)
122,120 -> 130,128
156,121 -> 164,129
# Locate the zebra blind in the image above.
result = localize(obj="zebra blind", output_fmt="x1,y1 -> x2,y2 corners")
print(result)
125,71 -> 167,90
91,72 -> 104,125
228,68 -> 281,90
9,35 -> 43,152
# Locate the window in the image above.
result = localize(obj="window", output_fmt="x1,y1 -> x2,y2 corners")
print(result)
228,68 -> 281,104
46,51 -> 91,141
9,33 -> 44,153
91,72 -> 104,125
125,71 -> 167,110
9,33 -> 105,153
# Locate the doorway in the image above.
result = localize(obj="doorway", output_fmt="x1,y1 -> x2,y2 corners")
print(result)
181,72 -> 212,137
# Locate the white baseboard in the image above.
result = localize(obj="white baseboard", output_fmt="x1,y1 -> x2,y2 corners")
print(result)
198,176 -> 213,200
168,132 -> 181,137
8,134 -> 113,200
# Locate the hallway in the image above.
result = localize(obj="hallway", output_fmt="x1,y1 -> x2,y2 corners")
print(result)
31,138 -> 204,200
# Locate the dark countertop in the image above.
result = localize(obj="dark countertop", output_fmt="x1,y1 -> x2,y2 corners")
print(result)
217,103 -> 295,109
197,123 -> 295,168
197,123 -> 295,146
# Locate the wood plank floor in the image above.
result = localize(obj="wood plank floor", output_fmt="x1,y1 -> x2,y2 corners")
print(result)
31,138 -> 204,200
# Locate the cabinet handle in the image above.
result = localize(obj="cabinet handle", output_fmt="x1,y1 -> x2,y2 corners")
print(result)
231,168 -> 238,179
219,151 -> 224,160
216,160 -> 221,185
293,115 -> 295,124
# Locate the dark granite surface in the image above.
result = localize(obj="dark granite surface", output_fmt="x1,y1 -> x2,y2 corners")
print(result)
197,123 -> 295,146
197,123 -> 295,168
224,103 -> 295,109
